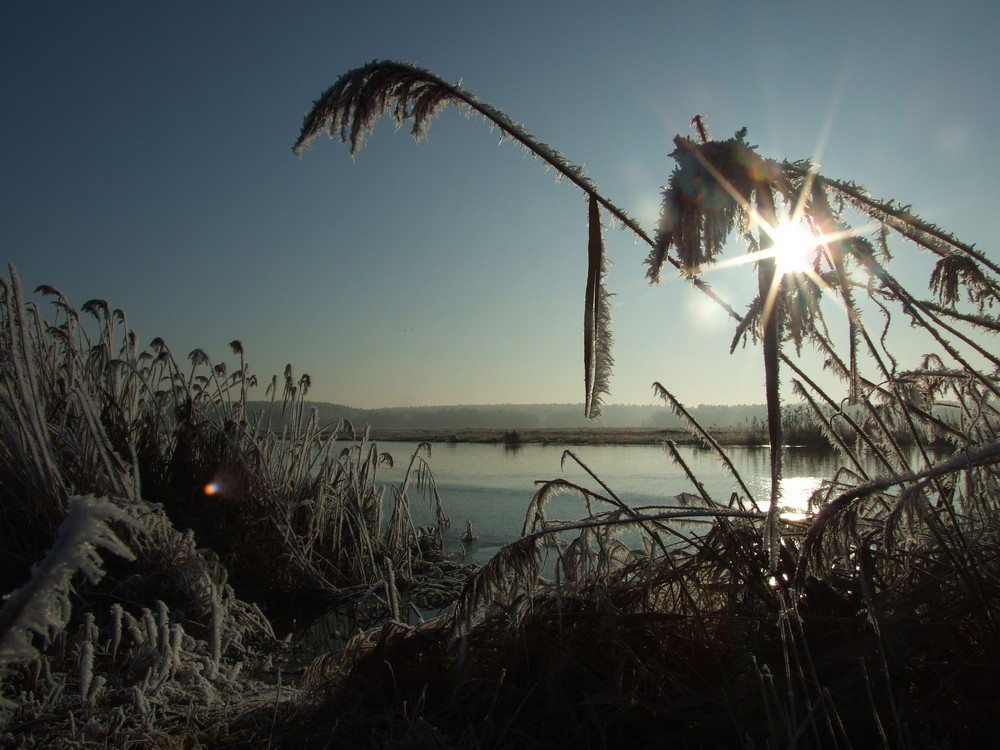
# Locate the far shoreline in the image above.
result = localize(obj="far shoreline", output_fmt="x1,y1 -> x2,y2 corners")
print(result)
367,426 -> 773,447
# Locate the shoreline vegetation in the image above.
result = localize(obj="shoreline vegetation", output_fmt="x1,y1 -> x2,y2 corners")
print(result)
371,426 -> 820,447
371,420 -> 954,448
4,61 -> 1000,748
373,426 -> 735,445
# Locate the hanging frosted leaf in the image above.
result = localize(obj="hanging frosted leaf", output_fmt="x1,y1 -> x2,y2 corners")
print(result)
584,196 -> 614,419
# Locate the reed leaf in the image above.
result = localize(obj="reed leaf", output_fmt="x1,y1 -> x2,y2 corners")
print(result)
584,195 -> 614,418
653,382 -> 758,509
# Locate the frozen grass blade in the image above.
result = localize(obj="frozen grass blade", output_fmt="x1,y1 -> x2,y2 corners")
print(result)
0,495 -> 136,667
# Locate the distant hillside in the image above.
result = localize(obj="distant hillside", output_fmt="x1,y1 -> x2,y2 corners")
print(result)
243,401 -> 769,431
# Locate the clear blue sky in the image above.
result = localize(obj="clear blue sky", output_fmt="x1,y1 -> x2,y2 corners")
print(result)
3,2 -> 998,409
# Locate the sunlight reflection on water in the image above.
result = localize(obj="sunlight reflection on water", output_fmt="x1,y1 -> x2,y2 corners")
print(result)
775,475 -> 823,520
376,441 -> 854,566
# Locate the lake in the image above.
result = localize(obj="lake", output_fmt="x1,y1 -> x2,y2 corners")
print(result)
375,440 -> 860,566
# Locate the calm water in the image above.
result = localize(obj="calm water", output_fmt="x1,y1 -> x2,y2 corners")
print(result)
376,441 -> 861,566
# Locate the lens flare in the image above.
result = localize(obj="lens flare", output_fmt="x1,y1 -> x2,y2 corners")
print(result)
203,482 -> 220,496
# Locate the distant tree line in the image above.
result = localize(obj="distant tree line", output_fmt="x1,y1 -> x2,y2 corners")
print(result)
245,400 -> 771,431
244,400 -> 962,448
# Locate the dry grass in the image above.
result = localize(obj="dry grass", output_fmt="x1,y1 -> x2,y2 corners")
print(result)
0,266 -> 467,746
301,441 -> 1000,746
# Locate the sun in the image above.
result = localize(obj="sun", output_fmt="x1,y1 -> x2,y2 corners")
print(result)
704,215 -> 827,281
768,220 -> 819,277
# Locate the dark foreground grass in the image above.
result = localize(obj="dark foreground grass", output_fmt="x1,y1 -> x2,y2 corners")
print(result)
285,472 -> 1000,748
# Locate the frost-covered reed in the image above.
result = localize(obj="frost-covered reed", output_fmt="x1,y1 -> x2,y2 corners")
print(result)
291,61 -> 1000,748
0,266 -> 462,744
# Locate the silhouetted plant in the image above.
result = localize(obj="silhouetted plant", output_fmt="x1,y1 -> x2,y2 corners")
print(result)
295,61 -> 999,565
294,60 -> 1000,747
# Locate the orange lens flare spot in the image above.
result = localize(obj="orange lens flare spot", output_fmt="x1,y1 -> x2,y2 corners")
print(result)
203,482 -> 220,496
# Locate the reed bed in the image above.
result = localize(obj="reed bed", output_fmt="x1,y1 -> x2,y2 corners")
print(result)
0,266 -> 465,746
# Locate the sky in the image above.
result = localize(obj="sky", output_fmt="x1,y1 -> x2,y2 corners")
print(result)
3,1 -> 999,410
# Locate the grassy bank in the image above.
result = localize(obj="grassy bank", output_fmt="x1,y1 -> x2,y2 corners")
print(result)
0,269 -> 471,746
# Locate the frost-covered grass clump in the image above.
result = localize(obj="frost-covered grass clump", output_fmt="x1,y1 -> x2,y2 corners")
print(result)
0,266 -> 462,746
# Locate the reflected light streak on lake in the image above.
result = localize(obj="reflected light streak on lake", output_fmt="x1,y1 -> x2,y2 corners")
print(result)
374,441 -> 856,565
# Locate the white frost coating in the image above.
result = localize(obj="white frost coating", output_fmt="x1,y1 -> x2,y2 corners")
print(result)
123,611 -> 144,649
0,495 -> 136,667
131,684 -> 150,719
207,583 -> 222,680
109,602 -> 124,661
142,608 -> 157,647
79,640 -> 95,705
